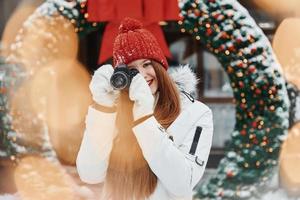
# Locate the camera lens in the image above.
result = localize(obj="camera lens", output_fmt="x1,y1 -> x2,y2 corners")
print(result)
110,71 -> 129,90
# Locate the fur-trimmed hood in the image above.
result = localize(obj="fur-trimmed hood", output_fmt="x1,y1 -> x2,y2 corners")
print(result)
168,65 -> 199,104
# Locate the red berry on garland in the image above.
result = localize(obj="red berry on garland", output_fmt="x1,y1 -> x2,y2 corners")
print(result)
255,89 -> 261,94
238,81 -> 244,88
206,28 -> 213,36
248,65 -> 256,73
240,129 -> 247,136
240,103 -> 246,109
213,13 -> 220,19
226,171 -> 234,178
194,9 -> 201,17
251,48 -> 257,53
237,62 -> 244,68
271,86 -> 277,93
252,121 -> 257,128
218,45 -> 225,51
221,32 -> 228,39
179,13 -> 184,20
80,2 -> 86,8
228,45 -> 235,52
236,38 -> 242,43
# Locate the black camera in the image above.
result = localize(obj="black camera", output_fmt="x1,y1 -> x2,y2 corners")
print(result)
110,64 -> 139,90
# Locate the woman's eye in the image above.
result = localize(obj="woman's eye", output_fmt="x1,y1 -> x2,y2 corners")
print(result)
143,62 -> 152,68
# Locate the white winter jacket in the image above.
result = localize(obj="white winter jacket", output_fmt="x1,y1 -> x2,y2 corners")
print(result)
76,66 -> 214,200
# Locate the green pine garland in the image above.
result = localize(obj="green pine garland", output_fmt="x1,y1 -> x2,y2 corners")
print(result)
45,0 -> 102,37
286,82 -> 300,127
0,57 -> 25,163
179,0 -> 289,199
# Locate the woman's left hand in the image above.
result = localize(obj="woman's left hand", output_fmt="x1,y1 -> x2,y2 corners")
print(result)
129,74 -> 154,121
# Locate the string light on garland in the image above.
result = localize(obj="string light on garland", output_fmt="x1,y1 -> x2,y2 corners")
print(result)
49,0 -> 102,37
179,0 -> 289,199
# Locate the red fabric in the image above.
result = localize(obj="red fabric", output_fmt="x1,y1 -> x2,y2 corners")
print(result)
112,18 -> 169,70
98,22 -> 119,64
87,0 -> 180,22
87,0 -> 180,64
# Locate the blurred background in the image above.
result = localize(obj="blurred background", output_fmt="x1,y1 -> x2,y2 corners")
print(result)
1,0 -> 300,200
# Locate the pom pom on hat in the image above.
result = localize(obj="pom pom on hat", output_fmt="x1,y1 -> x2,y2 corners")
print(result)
118,17 -> 143,33
113,17 -> 168,70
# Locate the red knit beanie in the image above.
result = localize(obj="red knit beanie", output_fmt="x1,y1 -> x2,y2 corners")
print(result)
113,17 -> 168,70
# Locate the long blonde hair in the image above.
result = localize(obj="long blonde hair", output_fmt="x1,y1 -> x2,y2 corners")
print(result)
104,61 -> 181,200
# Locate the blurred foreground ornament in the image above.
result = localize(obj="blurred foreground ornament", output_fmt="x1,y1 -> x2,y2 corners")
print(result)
279,122 -> 300,196
29,60 -> 92,165
6,3 -> 92,164
14,155 -> 78,200
273,18 -> 300,89
8,11 -> 78,72
253,0 -> 300,18
1,0 -> 43,56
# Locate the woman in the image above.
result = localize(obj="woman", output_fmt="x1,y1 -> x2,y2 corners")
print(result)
76,18 -> 214,200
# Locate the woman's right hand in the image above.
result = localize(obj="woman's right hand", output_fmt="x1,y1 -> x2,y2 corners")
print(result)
89,64 -> 120,107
